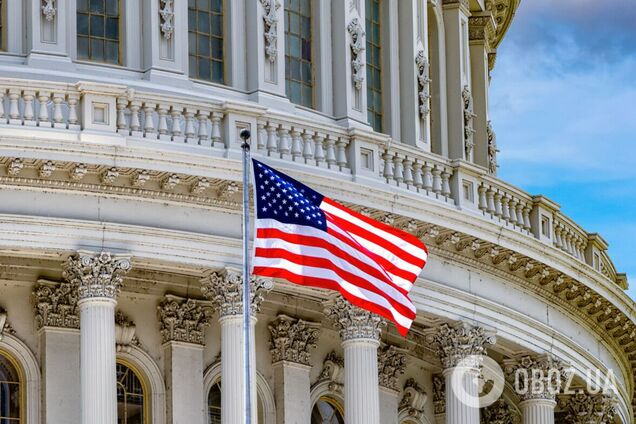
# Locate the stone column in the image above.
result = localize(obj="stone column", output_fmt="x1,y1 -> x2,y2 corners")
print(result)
63,252 -> 131,424
33,280 -> 81,424
268,314 -> 321,424
559,391 -> 617,424
324,296 -> 386,424
158,295 -> 213,424
428,323 -> 496,424
378,344 -> 408,424
201,269 -> 272,424
504,355 -> 568,424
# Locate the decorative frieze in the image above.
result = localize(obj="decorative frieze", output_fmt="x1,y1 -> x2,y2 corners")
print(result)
268,314 -> 320,366
63,252 -> 132,300
8,158 -> 23,176
159,0 -> 175,40
200,268 -> 273,317
462,86 -> 477,161
260,0 -> 281,62
157,295 -> 212,345
39,161 -> 56,178
115,311 -> 137,352
399,378 -> 427,419
32,280 -> 80,329
559,391 -> 616,424
480,399 -> 518,424
432,374 -> 446,414
315,351 -> 345,393
377,344 -> 408,391
427,323 -> 496,369
487,121 -> 498,175
504,354 -> 568,402
415,50 -> 432,119
41,0 -> 56,22
324,295 -> 386,342
347,18 -> 365,90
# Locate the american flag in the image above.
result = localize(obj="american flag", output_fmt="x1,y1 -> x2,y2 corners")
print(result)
251,159 -> 428,336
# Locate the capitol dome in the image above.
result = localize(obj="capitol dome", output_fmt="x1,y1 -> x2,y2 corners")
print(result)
0,0 -> 632,423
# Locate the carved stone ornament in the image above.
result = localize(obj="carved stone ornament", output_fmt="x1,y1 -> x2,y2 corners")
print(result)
32,280 -> 80,329
504,354 -> 569,402
415,50 -> 432,119
432,374 -> 446,414
157,295 -> 213,345
462,85 -> 477,161
347,18 -> 366,90
315,351 -> 344,393
442,0 -> 470,10
399,378 -> 427,419
115,311 -> 137,353
63,252 -> 132,301
0,308 -> 6,340
480,399 -> 519,424
159,0 -> 175,40
487,120 -> 498,175
260,0 -> 281,62
42,0 -> 56,22
427,323 -> 496,369
560,391 -> 617,424
268,314 -> 321,366
324,295 -> 386,342
377,344 -> 408,391
201,268 -> 273,317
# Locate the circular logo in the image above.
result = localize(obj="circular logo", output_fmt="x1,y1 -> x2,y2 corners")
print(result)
449,355 -> 505,408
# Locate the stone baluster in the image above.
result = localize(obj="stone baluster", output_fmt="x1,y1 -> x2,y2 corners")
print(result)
423,164 -> 434,192
494,192 -> 503,218
523,206 -> 532,231
67,94 -> 79,129
428,323 -> 495,424
268,314 -> 321,423
336,138 -> 348,168
378,344 -> 408,424
325,136 -> 337,168
403,158 -> 414,187
393,154 -> 404,184
278,125 -> 291,158
197,111 -> 210,146
37,91 -> 51,126
302,131 -> 314,162
486,189 -> 496,214
0,90 -> 5,122
442,171 -> 452,198
23,90 -> 36,125
478,185 -> 488,211
432,166 -> 443,195
52,92 -> 65,128
143,103 -> 156,137
324,296 -> 386,424
516,203 -> 525,229
201,269 -> 273,424
8,89 -> 21,124
184,109 -> 197,143
170,107 -> 184,142
158,295 -> 212,424
313,133 -> 325,165
211,112 -> 223,148
266,123 -> 278,155
501,196 -> 511,221
559,391 -> 616,424
63,252 -> 131,424
129,101 -> 142,136
157,105 -> 170,141
509,199 -> 519,226
290,127 -> 303,160
116,97 -> 129,134
383,151 -> 394,182
256,123 -> 267,151
412,161 -> 423,189
504,355 -> 568,424
553,224 -> 562,249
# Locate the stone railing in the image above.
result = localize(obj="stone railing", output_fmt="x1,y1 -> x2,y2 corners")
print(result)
0,78 -> 624,288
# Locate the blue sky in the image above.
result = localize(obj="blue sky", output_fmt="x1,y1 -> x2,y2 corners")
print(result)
489,0 -> 636,298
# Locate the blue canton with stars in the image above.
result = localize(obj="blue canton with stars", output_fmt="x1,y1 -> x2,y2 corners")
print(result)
253,159 -> 327,231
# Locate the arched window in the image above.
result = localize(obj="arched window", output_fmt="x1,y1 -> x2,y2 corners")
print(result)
77,0 -> 121,64
206,379 -> 265,424
365,0 -> 382,132
284,0 -> 313,108
188,0 -> 225,83
116,361 -> 147,424
0,350 -> 22,423
311,397 -> 344,424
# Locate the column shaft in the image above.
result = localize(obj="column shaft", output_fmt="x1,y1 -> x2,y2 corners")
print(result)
79,298 -> 117,424
444,368 -> 480,424
344,339 -> 381,424
273,362 -> 312,424
379,387 -> 399,424
164,342 -> 205,424
521,400 -> 556,424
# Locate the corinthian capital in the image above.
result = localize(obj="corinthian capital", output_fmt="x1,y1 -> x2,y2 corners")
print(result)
504,354 -> 569,402
200,268 -> 273,317
32,280 -> 80,329
63,252 -> 131,300
323,295 -> 386,342
480,399 -> 519,424
559,391 -> 616,424
268,314 -> 321,366
157,295 -> 213,345
427,323 -> 496,369
377,344 -> 408,391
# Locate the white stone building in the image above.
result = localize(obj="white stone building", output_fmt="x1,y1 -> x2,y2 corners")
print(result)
0,0 -> 633,424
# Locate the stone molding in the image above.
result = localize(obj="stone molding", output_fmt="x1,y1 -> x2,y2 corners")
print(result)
559,391 -> 616,424
63,251 -> 131,301
480,399 -> 519,424
432,374 -> 446,415
260,0 -> 281,62
377,344 -> 408,391
32,280 -> 80,329
399,378 -> 427,419
268,314 -> 320,366
427,323 -> 496,369
157,295 -> 213,345
323,295 -> 386,342
200,268 -> 273,317
504,354 -> 569,402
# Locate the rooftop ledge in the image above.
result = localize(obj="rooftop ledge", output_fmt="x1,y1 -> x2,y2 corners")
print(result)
0,77 -> 626,292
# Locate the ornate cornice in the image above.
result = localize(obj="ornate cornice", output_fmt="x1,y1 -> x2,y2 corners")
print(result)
468,14 -> 497,47
268,314 -> 321,366
32,280 -> 80,329
377,344 -> 408,391
427,323 -> 496,369
63,252 -> 131,301
157,295 -> 212,345
441,0 -> 470,12
480,399 -> 519,424
399,378 -> 427,419
559,391 -> 617,424
432,374 -> 446,414
323,295 -> 386,342
504,354 -> 569,402
200,268 -> 273,317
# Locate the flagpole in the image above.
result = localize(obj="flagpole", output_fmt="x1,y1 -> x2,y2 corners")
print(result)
239,129 -> 252,424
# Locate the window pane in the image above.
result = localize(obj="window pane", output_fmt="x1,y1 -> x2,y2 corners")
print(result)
90,38 -> 104,61
105,17 -> 119,39
78,36 -> 90,59
366,0 -> 383,132
0,353 -> 22,421
77,13 -> 89,35
105,40 -> 119,63
116,363 -> 145,424
90,0 -> 104,13
77,0 -> 121,65
285,0 -> 313,108
78,0 -> 89,12
90,15 -> 104,37
189,0 -> 225,83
